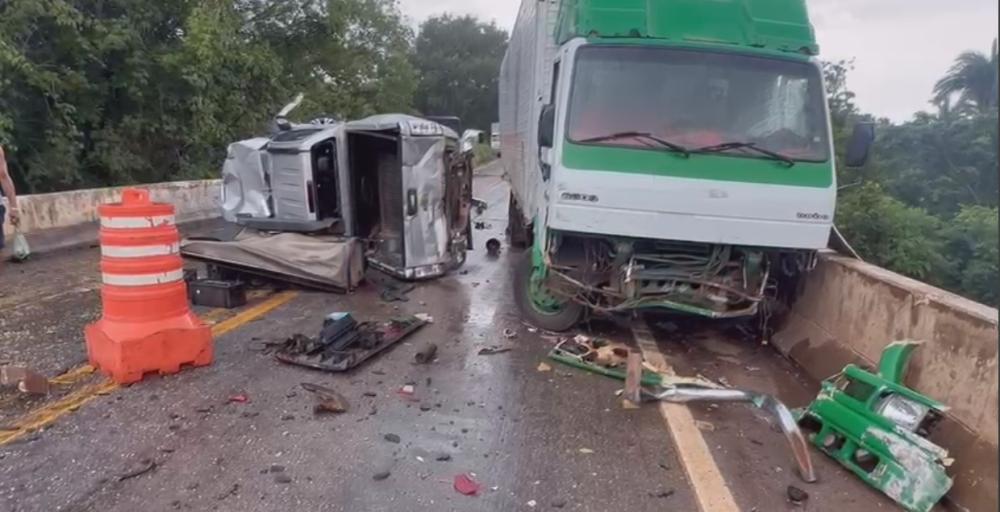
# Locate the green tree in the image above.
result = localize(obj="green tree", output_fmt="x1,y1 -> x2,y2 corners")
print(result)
0,0 -> 416,193
933,39 -> 999,115
942,205 -> 999,305
836,182 -> 948,281
412,15 -> 508,133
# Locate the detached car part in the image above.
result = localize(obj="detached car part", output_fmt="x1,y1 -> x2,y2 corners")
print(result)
274,313 -> 427,372
796,341 -> 951,512
549,337 -> 816,483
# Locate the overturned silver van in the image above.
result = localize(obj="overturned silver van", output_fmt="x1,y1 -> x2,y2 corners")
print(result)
215,101 -> 473,282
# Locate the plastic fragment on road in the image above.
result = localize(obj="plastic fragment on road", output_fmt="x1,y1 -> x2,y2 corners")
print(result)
228,394 -> 249,403
795,341 -> 952,512
453,473 -> 481,496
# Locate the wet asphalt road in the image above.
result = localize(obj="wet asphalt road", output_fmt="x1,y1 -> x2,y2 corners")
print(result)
0,162 -> 900,512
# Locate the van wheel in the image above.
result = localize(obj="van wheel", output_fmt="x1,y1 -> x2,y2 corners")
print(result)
513,250 -> 583,332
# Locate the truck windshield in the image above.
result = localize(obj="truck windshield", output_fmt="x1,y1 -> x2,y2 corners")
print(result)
566,46 -> 830,162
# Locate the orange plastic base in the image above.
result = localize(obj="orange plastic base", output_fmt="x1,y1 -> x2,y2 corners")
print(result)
85,316 -> 213,385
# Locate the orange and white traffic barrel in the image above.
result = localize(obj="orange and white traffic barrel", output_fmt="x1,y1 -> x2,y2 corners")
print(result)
84,188 -> 213,384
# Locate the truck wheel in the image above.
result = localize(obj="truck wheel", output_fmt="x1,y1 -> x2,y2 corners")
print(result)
513,250 -> 583,332
508,195 -> 529,248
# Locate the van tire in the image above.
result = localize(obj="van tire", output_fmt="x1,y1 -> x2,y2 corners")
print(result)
513,250 -> 583,332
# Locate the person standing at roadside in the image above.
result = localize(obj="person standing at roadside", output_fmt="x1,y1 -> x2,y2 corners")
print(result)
0,144 -> 21,268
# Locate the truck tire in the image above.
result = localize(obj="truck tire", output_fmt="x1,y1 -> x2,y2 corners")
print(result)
508,195 -> 530,249
513,250 -> 583,332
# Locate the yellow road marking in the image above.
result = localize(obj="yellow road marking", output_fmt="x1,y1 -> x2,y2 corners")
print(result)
0,290 -> 300,446
633,319 -> 740,512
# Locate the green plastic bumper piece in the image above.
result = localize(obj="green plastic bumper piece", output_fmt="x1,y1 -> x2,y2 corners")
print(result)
797,342 -> 952,512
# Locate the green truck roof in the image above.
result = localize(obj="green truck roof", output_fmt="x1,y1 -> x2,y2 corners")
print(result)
556,0 -> 819,55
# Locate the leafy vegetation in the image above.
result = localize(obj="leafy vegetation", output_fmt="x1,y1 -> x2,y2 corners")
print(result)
828,40 -> 998,306
411,15 -> 508,135
0,0 -> 416,193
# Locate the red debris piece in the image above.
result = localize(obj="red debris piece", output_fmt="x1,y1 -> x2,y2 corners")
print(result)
228,394 -> 249,403
453,473 -> 481,496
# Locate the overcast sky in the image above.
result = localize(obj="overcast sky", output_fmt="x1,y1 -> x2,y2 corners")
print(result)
398,0 -> 998,123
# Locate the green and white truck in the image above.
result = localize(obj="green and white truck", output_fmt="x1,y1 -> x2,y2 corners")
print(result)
500,0 -> 873,331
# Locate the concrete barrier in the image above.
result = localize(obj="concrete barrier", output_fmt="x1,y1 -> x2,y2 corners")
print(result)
775,251 -> 998,512
3,180 -> 221,253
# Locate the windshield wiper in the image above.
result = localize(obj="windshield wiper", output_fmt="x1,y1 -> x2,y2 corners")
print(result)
693,142 -> 795,167
578,131 -> 690,158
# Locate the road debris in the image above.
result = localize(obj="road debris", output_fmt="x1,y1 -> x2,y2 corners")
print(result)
384,433 -> 401,443
578,448 -> 594,454
435,452 -> 452,461
527,499 -> 537,507
301,383 -> 349,414
485,238 -> 501,257
373,470 -> 391,481
118,458 -> 157,481
274,313 -> 427,372
0,365 -> 49,395
622,351 -> 643,409
695,420 -> 716,432
378,279 -> 416,303
787,485 -> 808,506
649,489 -> 675,499
399,385 -> 415,396
478,346 -> 512,356
414,313 -> 434,323
453,473 -> 481,496
414,343 -> 438,364
536,362 -> 552,372
502,328 -> 517,339
551,499 -> 567,508
228,394 -> 249,403
796,341 -> 952,512
188,279 -> 247,308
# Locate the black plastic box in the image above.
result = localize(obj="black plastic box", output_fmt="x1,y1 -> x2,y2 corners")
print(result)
189,279 -> 247,309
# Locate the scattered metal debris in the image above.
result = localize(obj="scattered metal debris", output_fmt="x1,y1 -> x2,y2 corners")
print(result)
478,346 -> 512,355
274,313 -> 427,372
118,458 -> 157,481
536,362 -> 552,372
796,341 -> 952,512
550,336 -> 816,483
643,386 -> 815,483
301,383 -> 349,414
0,365 -> 49,395
414,343 -> 437,364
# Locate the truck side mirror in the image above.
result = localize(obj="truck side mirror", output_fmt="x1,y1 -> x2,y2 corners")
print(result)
538,104 -> 555,148
844,122 -> 875,168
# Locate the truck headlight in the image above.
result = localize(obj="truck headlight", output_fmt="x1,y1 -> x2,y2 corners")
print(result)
407,120 -> 444,136
875,394 -> 930,432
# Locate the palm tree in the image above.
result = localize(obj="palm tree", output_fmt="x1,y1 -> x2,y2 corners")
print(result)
933,38 -> 999,115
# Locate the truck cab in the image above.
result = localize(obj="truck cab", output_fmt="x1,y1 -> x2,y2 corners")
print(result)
501,0 -> 873,330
